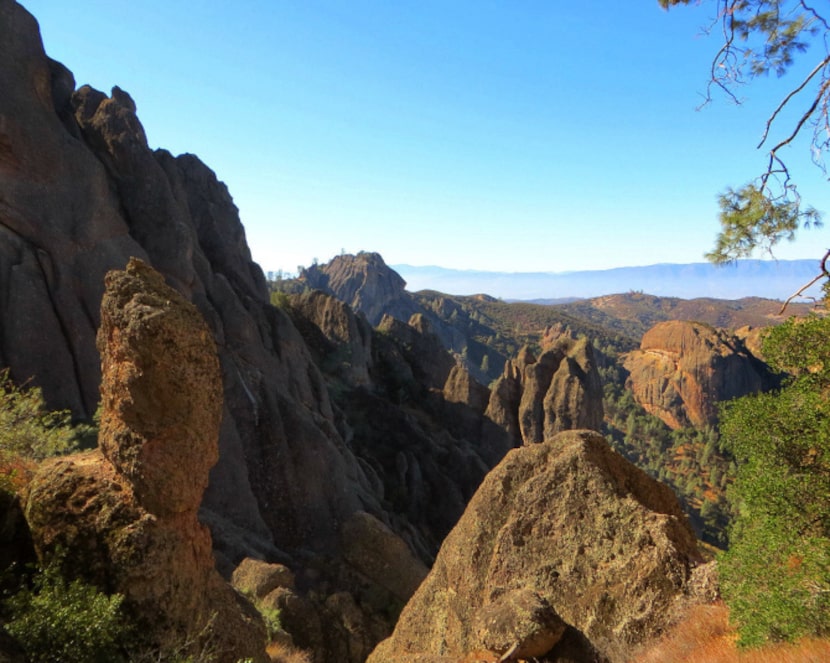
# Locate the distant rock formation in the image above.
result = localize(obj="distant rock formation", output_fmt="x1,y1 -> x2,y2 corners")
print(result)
297,253 -> 509,385
486,336 -> 604,446
23,259 -> 266,662
305,301 -> 501,559
289,289 -> 374,386
367,430 -> 705,663
301,252 -> 418,326
623,320 -> 775,429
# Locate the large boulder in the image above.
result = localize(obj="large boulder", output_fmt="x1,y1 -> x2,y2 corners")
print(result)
368,430 -> 705,663
623,320 -> 774,429
23,259 -> 266,662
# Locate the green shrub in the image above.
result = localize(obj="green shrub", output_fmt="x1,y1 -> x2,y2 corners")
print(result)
0,369 -> 78,461
260,605 -> 283,639
271,290 -> 291,309
0,370 -> 86,492
3,563 -> 129,662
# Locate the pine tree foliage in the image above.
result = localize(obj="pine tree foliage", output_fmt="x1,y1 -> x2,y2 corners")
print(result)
661,0 -> 828,263
718,315 -> 830,645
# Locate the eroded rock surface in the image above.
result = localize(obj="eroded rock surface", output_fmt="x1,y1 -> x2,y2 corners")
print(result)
623,320 -> 775,429
486,336 -> 604,446
368,430 -> 704,663
23,259 -> 266,662
301,252 -> 417,326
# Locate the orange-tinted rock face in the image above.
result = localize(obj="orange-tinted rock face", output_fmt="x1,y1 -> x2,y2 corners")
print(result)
24,259 -> 266,663
96,259 -> 222,516
623,320 -> 774,429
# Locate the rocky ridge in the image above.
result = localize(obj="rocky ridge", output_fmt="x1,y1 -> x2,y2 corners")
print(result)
301,252 -> 418,327
0,7 -> 606,656
0,3 -> 728,661
0,4 -> 423,658
297,252 -> 506,384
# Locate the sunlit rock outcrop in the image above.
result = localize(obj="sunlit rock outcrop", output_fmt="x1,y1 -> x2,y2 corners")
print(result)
368,430 -> 706,663
24,259 -> 266,662
623,320 -> 775,429
486,336 -> 604,446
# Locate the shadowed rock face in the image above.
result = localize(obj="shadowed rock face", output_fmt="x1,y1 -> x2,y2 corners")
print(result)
0,0 -> 379,562
486,337 -> 604,447
368,430 -> 704,663
289,289 -> 374,386
0,6 -> 422,658
622,320 -> 775,429
301,252 -> 418,327
23,259 -> 266,662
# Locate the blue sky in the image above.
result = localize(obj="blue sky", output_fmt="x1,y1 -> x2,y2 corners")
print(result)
22,1 -> 829,275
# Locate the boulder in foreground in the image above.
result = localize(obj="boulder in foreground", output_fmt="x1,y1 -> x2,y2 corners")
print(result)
368,429 -> 705,663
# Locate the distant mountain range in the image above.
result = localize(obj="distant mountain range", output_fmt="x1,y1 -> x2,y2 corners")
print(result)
392,259 -> 825,301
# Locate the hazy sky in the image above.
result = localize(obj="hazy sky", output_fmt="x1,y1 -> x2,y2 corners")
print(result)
23,1 -> 829,275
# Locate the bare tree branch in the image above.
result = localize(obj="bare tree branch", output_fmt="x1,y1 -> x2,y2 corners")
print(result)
768,77 -> 830,158
778,248 -> 830,314
800,1 -> 830,31
758,55 -> 830,148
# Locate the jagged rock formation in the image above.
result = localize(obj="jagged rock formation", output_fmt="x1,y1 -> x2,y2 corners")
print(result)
485,336 -> 604,446
22,259 -> 266,662
0,5 -> 420,658
289,289 -> 374,386
376,313 -> 456,390
299,297 -> 504,559
622,320 -> 775,429
0,4 -> 682,661
367,430 -> 705,663
298,253 -> 508,385
301,252 -> 418,326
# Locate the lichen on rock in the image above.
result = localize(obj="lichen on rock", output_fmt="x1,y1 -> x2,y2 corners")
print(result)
368,430 -> 705,663
23,258 -> 266,662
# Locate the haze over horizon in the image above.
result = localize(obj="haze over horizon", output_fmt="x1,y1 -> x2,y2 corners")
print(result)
24,1 -> 829,276
391,257 -> 825,301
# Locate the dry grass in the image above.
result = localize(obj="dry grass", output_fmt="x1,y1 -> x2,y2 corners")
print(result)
635,602 -> 830,663
266,642 -> 313,663
0,454 -> 37,493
